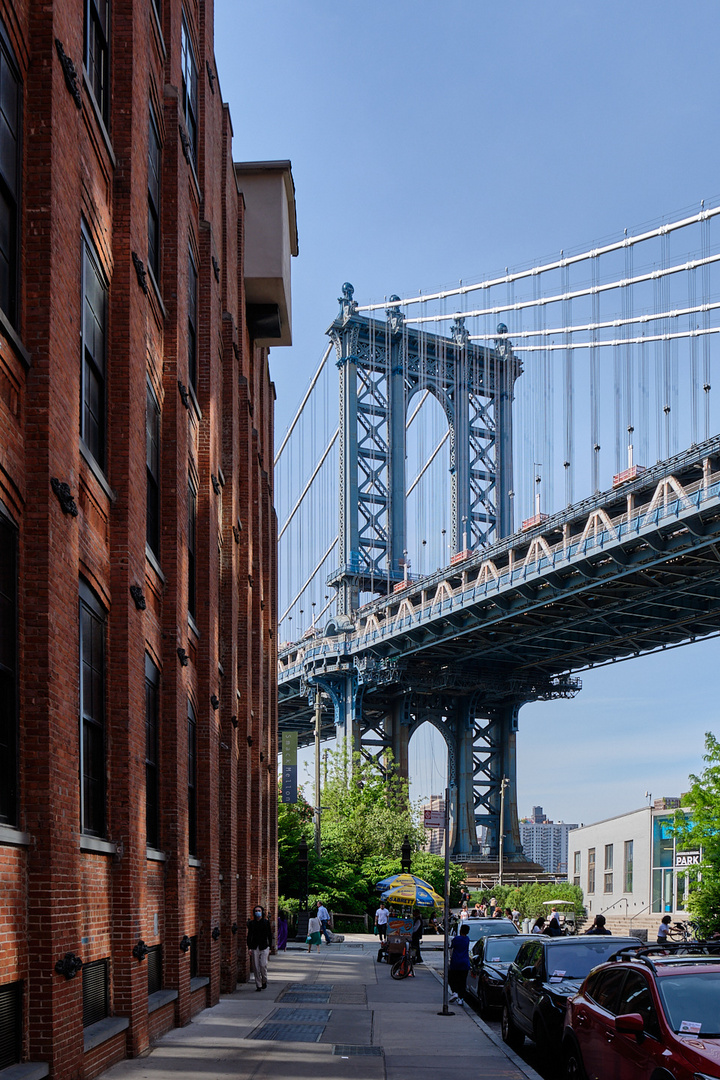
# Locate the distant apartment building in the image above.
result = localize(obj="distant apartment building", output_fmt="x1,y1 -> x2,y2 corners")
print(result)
519,807 -> 578,874
421,795 -> 445,855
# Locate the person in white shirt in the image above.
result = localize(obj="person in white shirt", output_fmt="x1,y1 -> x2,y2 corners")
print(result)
375,901 -> 389,941
317,901 -> 332,944
307,913 -> 322,953
459,902 -> 470,922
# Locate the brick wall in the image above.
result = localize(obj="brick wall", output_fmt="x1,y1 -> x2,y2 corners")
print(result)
0,0 -> 282,1075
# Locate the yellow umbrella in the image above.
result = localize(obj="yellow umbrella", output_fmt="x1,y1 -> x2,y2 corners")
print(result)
379,874 -> 444,907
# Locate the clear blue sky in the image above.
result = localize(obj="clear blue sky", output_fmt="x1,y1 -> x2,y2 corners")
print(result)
214,0 -> 720,826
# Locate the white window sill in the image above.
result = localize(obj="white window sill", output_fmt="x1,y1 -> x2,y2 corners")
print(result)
83,1016 -> 129,1053
146,847 -> 167,862
0,826 -> 30,848
188,856 -> 201,868
190,976 -> 209,992
80,836 -> 117,856
0,1065 -> 49,1080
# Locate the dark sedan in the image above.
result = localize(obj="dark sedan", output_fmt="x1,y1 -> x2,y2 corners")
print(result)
502,935 -> 642,1058
466,934 -> 533,1013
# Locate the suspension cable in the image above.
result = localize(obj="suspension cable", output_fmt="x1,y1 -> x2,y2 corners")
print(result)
274,344 -> 332,467
278,429 -> 338,540
279,537 -> 338,623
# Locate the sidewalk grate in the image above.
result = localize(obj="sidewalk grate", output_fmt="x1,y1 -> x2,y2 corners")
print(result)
251,1022 -> 325,1042
333,1046 -> 384,1056
267,1008 -> 331,1024
289,983 -> 333,991
280,991 -> 331,1003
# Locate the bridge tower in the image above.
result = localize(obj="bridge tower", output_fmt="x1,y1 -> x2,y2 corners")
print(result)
322,284 -> 538,858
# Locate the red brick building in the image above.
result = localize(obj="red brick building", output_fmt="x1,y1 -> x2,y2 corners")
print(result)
0,1 -> 295,1077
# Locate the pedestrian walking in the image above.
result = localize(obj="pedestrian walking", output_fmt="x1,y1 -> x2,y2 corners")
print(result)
307,912 -> 322,953
316,900 -> 332,944
247,905 -> 273,990
411,908 -> 424,963
657,914 -> 673,944
375,900 -> 389,941
448,924 -> 471,1006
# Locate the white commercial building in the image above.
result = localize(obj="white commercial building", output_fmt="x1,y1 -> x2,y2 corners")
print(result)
519,820 -> 578,875
568,798 -> 697,928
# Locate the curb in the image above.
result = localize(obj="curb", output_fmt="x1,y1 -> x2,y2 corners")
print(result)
426,964 -> 544,1080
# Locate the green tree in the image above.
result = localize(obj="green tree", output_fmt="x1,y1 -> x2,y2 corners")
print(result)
672,731 -> 720,937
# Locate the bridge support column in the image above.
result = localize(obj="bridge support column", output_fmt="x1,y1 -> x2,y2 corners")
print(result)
387,697 -> 410,779
454,701 -> 480,854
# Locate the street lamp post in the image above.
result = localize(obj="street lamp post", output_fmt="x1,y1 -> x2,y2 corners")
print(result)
298,836 -> 308,912
498,776 -> 509,886
400,834 -> 412,873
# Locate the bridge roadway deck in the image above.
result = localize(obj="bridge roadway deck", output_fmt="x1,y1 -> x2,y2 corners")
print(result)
279,436 -> 720,739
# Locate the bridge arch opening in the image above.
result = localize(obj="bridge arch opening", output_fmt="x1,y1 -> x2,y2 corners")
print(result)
408,719 -> 449,832
405,389 -> 452,577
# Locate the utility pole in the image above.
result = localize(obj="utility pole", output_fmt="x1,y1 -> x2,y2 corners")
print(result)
438,787 -> 454,1016
314,690 -> 322,856
498,776 -> 509,886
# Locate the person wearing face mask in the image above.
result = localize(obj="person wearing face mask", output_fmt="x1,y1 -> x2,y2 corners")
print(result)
246,905 -> 273,991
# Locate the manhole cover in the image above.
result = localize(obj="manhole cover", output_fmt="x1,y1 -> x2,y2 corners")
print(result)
267,1008 -> 331,1024
251,1023 -> 326,1042
333,1046 -> 384,1056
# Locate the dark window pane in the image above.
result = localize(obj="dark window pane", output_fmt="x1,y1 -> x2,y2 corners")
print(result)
81,236 -> 107,467
148,107 -> 161,279
80,584 -> 106,837
146,384 -> 160,555
187,482 -> 196,620
181,17 -> 198,165
189,935 -> 198,978
187,249 -> 197,390
147,945 -> 162,995
187,700 -> 196,855
0,514 -> 17,826
82,960 -> 108,1027
0,981 -> 22,1068
0,29 -> 20,326
85,0 -> 110,124
145,654 -> 159,849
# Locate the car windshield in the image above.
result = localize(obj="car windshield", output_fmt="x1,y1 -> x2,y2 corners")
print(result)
656,971 -> 720,1036
468,920 -> 518,940
483,938 -> 526,963
545,941 -> 637,979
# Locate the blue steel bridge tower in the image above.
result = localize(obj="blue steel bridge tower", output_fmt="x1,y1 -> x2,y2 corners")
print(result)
298,284 -> 575,858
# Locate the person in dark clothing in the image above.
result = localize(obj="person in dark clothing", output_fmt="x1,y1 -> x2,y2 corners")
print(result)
584,914 -> 611,935
247,905 -> 273,990
411,909 -> 424,963
542,916 -> 563,937
448,924 -> 471,1005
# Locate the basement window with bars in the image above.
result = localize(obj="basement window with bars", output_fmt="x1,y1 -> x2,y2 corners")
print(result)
0,981 -> 22,1069
82,960 -> 109,1028
189,936 -> 198,979
147,946 -> 162,996
0,510 -> 18,827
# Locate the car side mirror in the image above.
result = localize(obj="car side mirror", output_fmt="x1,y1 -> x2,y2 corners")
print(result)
615,1013 -> 644,1035
521,965 -> 537,979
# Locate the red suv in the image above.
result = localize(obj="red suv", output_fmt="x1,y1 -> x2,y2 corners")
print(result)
563,944 -> 720,1079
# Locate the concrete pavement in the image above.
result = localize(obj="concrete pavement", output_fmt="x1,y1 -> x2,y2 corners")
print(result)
100,935 -> 541,1080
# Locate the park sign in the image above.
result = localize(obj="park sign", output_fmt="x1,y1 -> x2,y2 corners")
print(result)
281,731 -> 298,803
674,850 -> 701,868
424,808 -> 444,829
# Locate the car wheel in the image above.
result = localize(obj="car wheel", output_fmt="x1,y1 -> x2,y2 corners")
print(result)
501,1005 -> 524,1049
563,1039 -> 588,1080
475,982 -> 487,1015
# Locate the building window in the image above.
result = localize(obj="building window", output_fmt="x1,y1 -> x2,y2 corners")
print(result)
84,0 -> 110,126
624,839 -> 633,893
0,981 -> 22,1069
180,15 -> 198,166
146,382 -> 160,557
82,960 -> 108,1027
587,847 -> 595,894
0,23 -> 21,328
604,843 -> 613,893
187,699 -> 196,856
187,247 -> 197,392
80,581 -> 106,838
148,105 -> 161,282
147,945 -> 162,995
572,851 -> 580,888
81,231 -> 108,468
0,512 -> 17,827
145,654 -> 160,850
188,480 -> 196,621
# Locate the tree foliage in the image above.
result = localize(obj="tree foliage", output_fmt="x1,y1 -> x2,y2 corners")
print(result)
672,731 -> 720,937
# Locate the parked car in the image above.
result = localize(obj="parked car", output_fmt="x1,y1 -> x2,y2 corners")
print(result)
463,917 -> 518,943
502,935 -> 642,1058
466,934 -> 533,1013
563,943 -> 720,1079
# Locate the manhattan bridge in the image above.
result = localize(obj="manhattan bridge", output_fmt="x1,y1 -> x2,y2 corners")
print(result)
275,202 -> 720,861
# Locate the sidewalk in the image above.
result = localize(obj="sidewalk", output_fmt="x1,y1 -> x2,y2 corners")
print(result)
101,935 -> 541,1080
